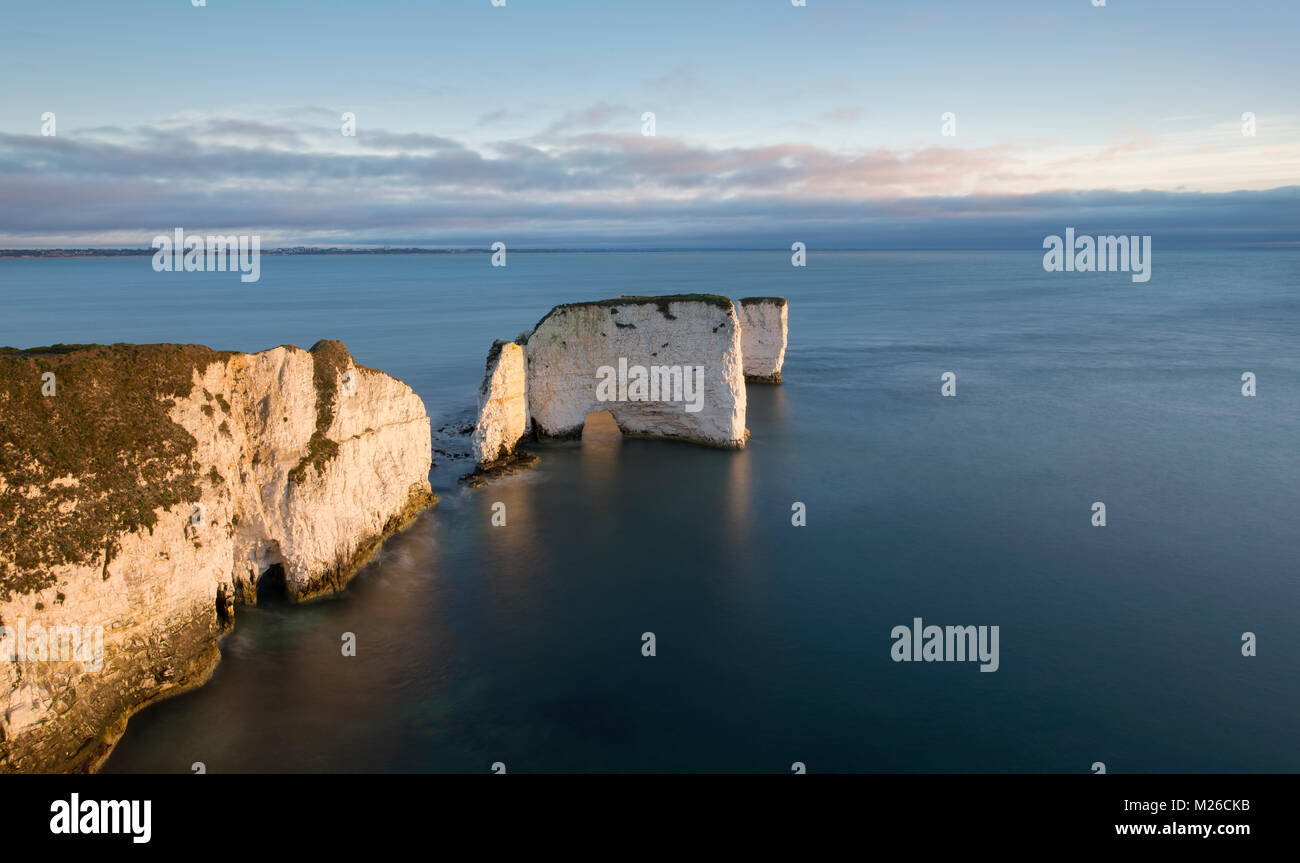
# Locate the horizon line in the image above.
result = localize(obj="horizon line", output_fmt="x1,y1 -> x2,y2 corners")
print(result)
4,244 -> 1299,257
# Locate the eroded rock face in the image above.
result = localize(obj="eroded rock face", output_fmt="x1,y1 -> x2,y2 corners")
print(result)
468,295 -> 790,471
472,340 -> 530,467
0,341 -> 434,773
737,297 -> 788,383
526,296 -> 746,447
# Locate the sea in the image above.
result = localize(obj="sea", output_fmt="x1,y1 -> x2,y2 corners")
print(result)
2,250 -> 1296,772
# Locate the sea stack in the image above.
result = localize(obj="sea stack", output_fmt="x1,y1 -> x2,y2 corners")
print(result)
472,339 -> 531,469
0,341 -> 435,773
736,297 -> 788,383
472,294 -> 787,471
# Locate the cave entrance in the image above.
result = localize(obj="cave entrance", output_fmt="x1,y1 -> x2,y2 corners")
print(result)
215,585 -> 232,628
581,410 -> 622,442
256,563 -> 290,605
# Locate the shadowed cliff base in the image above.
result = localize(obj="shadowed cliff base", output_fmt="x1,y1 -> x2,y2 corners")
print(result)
461,449 -> 539,488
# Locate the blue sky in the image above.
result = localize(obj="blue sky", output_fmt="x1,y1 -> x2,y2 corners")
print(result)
1,0 -> 1297,247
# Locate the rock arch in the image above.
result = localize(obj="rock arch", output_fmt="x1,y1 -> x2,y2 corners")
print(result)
472,294 -> 788,469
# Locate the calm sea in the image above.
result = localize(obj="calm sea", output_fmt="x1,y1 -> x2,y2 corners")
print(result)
3,250 -> 1297,772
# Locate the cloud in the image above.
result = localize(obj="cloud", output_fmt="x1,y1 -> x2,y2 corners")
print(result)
1,114 -> 1297,248
645,64 -> 703,93
821,108 -> 863,125
540,101 -> 636,138
476,109 -> 525,127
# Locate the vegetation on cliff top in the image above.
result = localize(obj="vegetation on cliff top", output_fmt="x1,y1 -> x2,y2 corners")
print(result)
738,296 -> 787,306
286,340 -> 352,486
0,340 -> 375,595
483,336 -> 526,375
0,343 -> 231,599
532,294 -> 734,332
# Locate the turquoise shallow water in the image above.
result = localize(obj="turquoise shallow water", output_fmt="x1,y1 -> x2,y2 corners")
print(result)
3,250 -> 1297,772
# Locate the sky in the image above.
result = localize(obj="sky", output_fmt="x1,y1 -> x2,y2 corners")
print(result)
0,0 -> 1297,248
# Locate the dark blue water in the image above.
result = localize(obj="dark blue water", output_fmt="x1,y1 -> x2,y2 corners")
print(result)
3,251 -> 1296,772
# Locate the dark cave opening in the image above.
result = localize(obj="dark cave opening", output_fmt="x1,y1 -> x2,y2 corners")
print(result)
215,585 -> 231,628
256,563 -> 290,605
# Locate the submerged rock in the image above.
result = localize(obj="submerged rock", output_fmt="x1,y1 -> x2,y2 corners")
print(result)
459,450 -> 539,488
0,341 -> 434,772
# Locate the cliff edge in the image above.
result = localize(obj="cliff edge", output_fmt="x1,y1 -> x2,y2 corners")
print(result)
0,340 -> 434,773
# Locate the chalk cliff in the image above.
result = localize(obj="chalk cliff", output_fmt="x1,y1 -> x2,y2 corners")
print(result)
472,295 -> 770,469
737,297 -> 788,383
0,341 -> 434,773
471,339 -> 530,468
527,296 -> 747,446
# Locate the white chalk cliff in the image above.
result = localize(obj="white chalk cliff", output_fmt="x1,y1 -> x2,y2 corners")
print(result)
472,295 -> 787,468
472,340 -> 530,466
0,341 -> 433,773
737,297 -> 788,383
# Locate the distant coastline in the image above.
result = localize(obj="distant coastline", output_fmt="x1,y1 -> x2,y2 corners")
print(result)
1,247 -> 493,259
4,245 -> 1295,259
2,247 -> 858,258
0,247 -> 886,257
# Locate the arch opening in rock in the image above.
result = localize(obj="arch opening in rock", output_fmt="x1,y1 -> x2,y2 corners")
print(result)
469,295 -> 775,472
581,410 -> 622,442
255,563 -> 290,605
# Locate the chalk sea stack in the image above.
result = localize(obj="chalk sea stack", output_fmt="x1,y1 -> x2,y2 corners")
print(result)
0,341 -> 434,773
736,297 -> 788,383
471,294 -> 787,471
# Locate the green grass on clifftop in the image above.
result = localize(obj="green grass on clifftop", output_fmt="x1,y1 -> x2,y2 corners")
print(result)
532,294 -> 734,331
287,339 -> 354,486
0,344 -> 231,599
